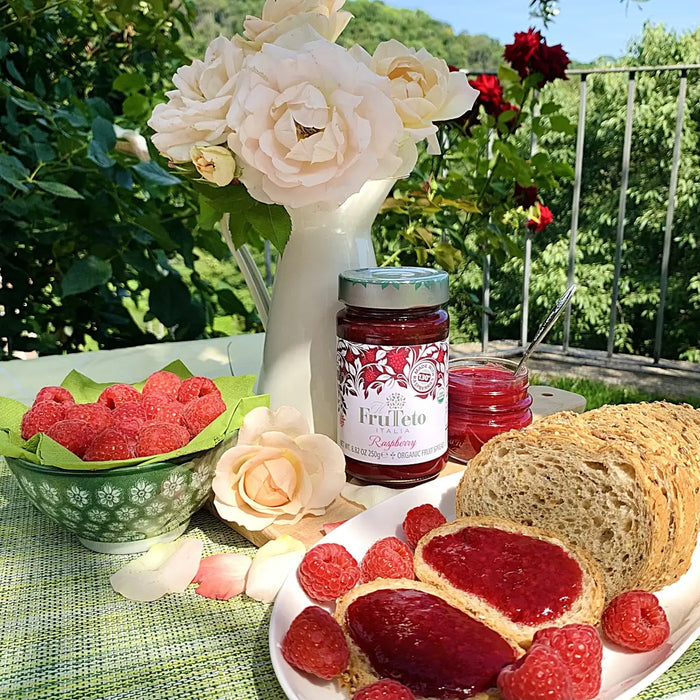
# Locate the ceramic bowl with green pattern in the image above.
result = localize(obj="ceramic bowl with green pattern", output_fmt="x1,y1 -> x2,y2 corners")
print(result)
6,441 -> 228,554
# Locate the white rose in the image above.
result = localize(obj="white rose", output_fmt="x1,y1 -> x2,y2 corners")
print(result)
113,125 -> 150,162
212,406 -> 346,530
354,39 -> 479,155
147,36 -> 247,162
242,0 -> 352,50
226,39 -> 417,208
191,144 -> 236,186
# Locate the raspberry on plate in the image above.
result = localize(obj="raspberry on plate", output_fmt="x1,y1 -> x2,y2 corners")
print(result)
142,371 -> 181,399
602,590 -> 670,652
112,401 -> 147,425
182,393 -> 226,437
402,504 -> 447,549
360,537 -> 414,583
33,386 -> 74,407
98,383 -> 142,409
281,606 -> 349,680
353,679 -> 416,700
532,624 -> 602,700
65,402 -> 114,433
143,392 -> 185,425
177,376 -> 220,404
21,401 -> 67,440
136,422 -> 190,457
498,644 -> 574,700
84,428 -> 134,461
297,543 -> 360,602
46,419 -> 98,458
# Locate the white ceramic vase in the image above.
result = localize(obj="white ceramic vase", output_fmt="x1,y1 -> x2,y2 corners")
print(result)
257,179 -> 395,439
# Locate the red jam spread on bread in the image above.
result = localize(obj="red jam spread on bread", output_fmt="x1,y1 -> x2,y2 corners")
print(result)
422,526 -> 583,624
345,588 -> 517,698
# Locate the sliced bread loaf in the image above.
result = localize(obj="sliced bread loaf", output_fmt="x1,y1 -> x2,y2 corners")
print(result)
414,515 -> 605,648
455,402 -> 700,599
335,578 -> 522,700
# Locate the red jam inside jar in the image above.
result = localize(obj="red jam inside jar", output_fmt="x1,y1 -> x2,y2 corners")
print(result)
345,587 -> 517,699
448,357 -> 532,462
422,526 -> 583,625
337,268 -> 449,485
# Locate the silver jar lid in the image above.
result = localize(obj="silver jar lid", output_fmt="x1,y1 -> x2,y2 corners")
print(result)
338,267 -> 449,309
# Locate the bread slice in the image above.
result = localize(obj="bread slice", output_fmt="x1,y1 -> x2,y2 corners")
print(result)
455,402 -> 700,599
414,516 -> 605,648
335,578 -> 522,700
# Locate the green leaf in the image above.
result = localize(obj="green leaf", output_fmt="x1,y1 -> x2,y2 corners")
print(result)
122,93 -> 151,120
133,160 -> 181,186
88,139 -> 115,169
35,181 -> 85,199
148,275 -> 192,327
62,256 -> 112,296
91,116 -> 116,149
113,72 -> 147,94
246,203 -> 291,253
0,154 -> 30,191
498,65 -> 520,85
549,114 -> 576,135
539,101 -> 560,115
217,287 -> 250,316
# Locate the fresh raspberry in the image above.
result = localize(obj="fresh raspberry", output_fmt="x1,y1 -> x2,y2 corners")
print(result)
46,419 -> 98,458
353,679 -> 416,700
112,401 -> 147,425
281,606 -> 349,680
142,370 -> 181,399
532,624 -> 603,699
65,402 -> 114,433
402,504 -> 447,549
113,419 -> 142,447
602,590 -> 670,652
136,422 -> 190,457
182,393 -> 226,437
84,428 -> 135,461
21,401 -> 67,440
142,391 -> 185,425
98,383 -> 142,409
177,376 -> 220,404
360,537 -> 414,583
33,386 -> 74,407
498,644 -> 574,700
297,543 -> 361,602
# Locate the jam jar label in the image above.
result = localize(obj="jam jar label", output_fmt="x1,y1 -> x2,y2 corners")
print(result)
336,339 -> 448,466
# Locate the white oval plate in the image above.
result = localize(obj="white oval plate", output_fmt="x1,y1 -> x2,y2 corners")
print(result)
270,472 -> 700,700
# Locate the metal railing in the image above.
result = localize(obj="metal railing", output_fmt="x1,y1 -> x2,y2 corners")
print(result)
482,63 -> 700,364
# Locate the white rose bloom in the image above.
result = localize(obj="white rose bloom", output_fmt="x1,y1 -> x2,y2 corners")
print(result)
226,39 -> 416,208
148,36 -> 247,162
212,406 -> 346,530
353,39 -> 479,155
242,0 -> 352,50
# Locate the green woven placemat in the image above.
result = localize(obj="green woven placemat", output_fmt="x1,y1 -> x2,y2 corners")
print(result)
2,455 -> 700,700
0,457 -> 285,700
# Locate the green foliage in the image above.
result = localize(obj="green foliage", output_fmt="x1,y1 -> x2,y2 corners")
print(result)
0,0 -> 259,359
182,0 -> 503,71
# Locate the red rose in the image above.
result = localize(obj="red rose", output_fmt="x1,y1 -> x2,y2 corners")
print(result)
515,183 -> 539,208
504,28 -> 543,79
526,202 -> 554,232
467,74 -> 521,131
504,28 -> 570,87
530,43 -> 571,86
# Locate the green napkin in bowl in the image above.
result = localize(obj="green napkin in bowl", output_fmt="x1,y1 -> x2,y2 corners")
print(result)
0,360 -> 268,470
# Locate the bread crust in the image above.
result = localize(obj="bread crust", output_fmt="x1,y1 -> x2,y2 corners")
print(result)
334,578 -> 522,700
455,401 -> 700,600
414,515 -> 605,648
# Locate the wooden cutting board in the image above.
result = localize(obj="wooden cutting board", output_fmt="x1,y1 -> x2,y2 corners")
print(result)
210,386 -> 585,548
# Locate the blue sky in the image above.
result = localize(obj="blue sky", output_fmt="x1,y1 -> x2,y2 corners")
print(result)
382,0 -> 700,63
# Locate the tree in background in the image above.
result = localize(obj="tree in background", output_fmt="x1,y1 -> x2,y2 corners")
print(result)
0,0 -> 259,359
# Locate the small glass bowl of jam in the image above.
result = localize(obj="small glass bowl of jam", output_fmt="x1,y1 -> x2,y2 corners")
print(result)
447,356 -> 533,463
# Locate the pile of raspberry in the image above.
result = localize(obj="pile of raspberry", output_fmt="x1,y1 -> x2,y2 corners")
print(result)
282,502 -> 672,700
20,371 -> 226,461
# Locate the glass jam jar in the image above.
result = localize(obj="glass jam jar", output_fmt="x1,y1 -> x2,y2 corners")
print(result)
448,356 -> 533,463
336,267 -> 449,485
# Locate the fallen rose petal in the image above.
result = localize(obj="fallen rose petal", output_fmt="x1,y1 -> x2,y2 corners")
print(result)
245,535 -> 306,603
193,552 -> 252,600
340,482 -> 397,510
322,520 -> 347,535
110,539 -> 203,602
